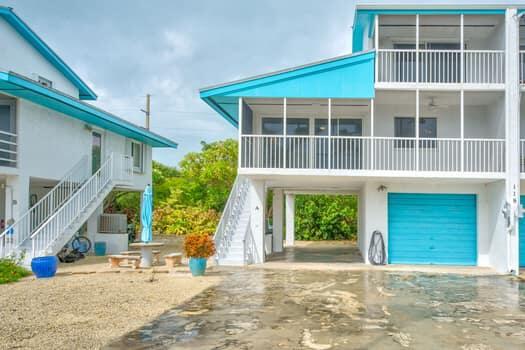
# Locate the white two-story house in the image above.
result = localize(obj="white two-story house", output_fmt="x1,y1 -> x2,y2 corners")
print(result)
201,1 -> 525,274
0,7 -> 177,262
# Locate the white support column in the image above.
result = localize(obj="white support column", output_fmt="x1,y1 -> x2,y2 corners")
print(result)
416,14 -> 420,83
370,99 -> 375,170
374,15 -> 379,82
283,98 -> 287,169
460,15 -> 465,172
285,193 -> 295,247
238,97 -> 243,168
272,189 -> 284,253
5,175 -> 29,222
415,89 -> 420,171
328,98 -> 332,169
249,179 -> 265,264
504,8 -> 521,275
460,89 -> 465,172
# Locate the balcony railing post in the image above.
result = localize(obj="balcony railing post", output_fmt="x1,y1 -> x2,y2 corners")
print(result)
328,98 -> 332,170
283,98 -> 287,169
238,97 -> 243,169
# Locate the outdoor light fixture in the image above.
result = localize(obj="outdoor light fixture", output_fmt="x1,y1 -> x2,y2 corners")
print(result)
377,185 -> 387,192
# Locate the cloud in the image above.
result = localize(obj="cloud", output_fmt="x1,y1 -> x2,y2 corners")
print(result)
162,30 -> 194,60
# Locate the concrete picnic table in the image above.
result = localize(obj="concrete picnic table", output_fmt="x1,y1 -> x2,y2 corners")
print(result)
129,242 -> 164,267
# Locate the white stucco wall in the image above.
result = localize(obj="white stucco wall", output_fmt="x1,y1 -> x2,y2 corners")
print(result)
0,18 -> 79,98
358,180 -> 506,271
0,98 -> 153,219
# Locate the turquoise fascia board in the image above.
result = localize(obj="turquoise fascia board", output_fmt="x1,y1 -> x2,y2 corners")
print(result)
0,7 -> 97,100
201,51 -> 375,98
0,72 -> 177,148
202,96 -> 238,127
352,8 -> 506,52
200,51 -> 375,127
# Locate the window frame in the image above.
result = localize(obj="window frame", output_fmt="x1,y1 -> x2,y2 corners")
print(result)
131,141 -> 144,173
394,116 -> 437,148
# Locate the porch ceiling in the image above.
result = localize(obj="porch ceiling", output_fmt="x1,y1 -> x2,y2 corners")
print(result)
199,51 -> 375,128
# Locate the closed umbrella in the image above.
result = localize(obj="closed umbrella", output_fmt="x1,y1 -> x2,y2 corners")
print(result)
140,184 -> 153,242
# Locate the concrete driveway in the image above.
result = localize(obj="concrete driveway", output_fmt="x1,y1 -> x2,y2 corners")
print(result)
106,266 -> 525,349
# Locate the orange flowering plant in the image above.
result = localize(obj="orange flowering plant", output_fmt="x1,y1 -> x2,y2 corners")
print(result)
183,234 -> 216,259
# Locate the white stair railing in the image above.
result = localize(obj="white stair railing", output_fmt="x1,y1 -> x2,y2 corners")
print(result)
0,155 -> 89,258
214,176 -> 250,262
30,153 -> 133,257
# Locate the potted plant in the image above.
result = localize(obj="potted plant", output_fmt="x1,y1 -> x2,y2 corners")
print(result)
183,233 -> 215,276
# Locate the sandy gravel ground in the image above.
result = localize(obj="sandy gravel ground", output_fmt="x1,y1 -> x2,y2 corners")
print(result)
0,235 -> 221,350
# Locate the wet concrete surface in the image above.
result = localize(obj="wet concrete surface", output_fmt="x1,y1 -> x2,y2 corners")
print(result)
105,268 -> 525,350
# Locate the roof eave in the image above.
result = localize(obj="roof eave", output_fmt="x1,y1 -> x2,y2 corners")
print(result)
0,71 -> 177,149
0,7 -> 98,101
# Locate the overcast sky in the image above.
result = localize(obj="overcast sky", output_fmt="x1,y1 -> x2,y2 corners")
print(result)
3,0 -> 355,166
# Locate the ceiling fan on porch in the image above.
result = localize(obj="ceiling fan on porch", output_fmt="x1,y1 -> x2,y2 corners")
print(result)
426,96 -> 450,111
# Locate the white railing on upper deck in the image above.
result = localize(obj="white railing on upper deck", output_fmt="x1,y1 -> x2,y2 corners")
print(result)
0,155 -> 89,258
240,135 -> 505,174
0,130 -> 17,167
377,49 -> 505,85
98,213 -> 128,233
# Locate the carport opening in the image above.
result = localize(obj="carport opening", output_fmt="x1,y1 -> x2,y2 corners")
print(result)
266,192 -> 363,264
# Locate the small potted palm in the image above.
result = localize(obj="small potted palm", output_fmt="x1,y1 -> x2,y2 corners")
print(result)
183,233 -> 215,276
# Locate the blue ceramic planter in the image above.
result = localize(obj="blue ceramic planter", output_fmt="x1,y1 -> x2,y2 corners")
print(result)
31,256 -> 58,278
188,257 -> 207,276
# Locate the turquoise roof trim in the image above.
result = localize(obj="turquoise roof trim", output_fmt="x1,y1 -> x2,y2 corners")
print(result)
0,7 -> 97,100
0,71 -> 177,148
352,8 -> 506,52
200,51 -> 376,127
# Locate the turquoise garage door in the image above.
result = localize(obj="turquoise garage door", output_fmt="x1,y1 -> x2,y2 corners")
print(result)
519,196 -> 525,267
388,193 -> 477,265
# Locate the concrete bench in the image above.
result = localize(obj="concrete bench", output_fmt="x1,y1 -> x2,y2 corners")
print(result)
108,255 -> 140,269
121,250 -> 161,265
164,253 -> 182,268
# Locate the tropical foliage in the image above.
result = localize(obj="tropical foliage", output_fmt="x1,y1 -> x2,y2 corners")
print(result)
295,195 -> 358,241
113,138 -> 358,241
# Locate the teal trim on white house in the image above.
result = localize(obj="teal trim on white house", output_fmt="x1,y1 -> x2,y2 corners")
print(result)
352,8 -> 507,52
0,71 -> 177,148
0,6 -> 97,100
200,51 -> 376,127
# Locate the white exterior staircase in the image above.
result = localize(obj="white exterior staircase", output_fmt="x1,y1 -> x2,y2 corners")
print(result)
214,176 -> 253,266
0,153 -> 133,263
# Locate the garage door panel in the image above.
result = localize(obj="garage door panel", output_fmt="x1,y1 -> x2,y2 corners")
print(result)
388,193 -> 477,266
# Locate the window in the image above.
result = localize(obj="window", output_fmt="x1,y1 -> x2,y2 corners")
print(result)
261,118 -> 283,135
37,76 -> 53,88
91,132 -> 102,174
394,117 -> 437,148
314,119 -> 362,136
131,142 -> 144,172
0,101 -> 16,167
286,118 -> 309,135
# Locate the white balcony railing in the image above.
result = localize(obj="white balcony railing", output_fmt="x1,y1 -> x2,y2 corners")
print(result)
377,49 -> 505,85
0,130 -> 17,167
521,140 -> 525,173
240,135 -> 505,174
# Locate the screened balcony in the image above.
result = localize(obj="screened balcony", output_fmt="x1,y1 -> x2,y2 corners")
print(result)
239,93 -> 506,176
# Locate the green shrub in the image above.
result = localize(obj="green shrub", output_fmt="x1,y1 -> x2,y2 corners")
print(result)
295,195 -> 357,241
153,204 -> 220,236
0,258 -> 31,284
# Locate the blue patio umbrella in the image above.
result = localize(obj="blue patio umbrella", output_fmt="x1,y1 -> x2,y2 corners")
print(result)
140,184 -> 153,242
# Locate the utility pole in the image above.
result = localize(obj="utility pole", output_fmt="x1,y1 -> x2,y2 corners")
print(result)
140,94 -> 151,130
